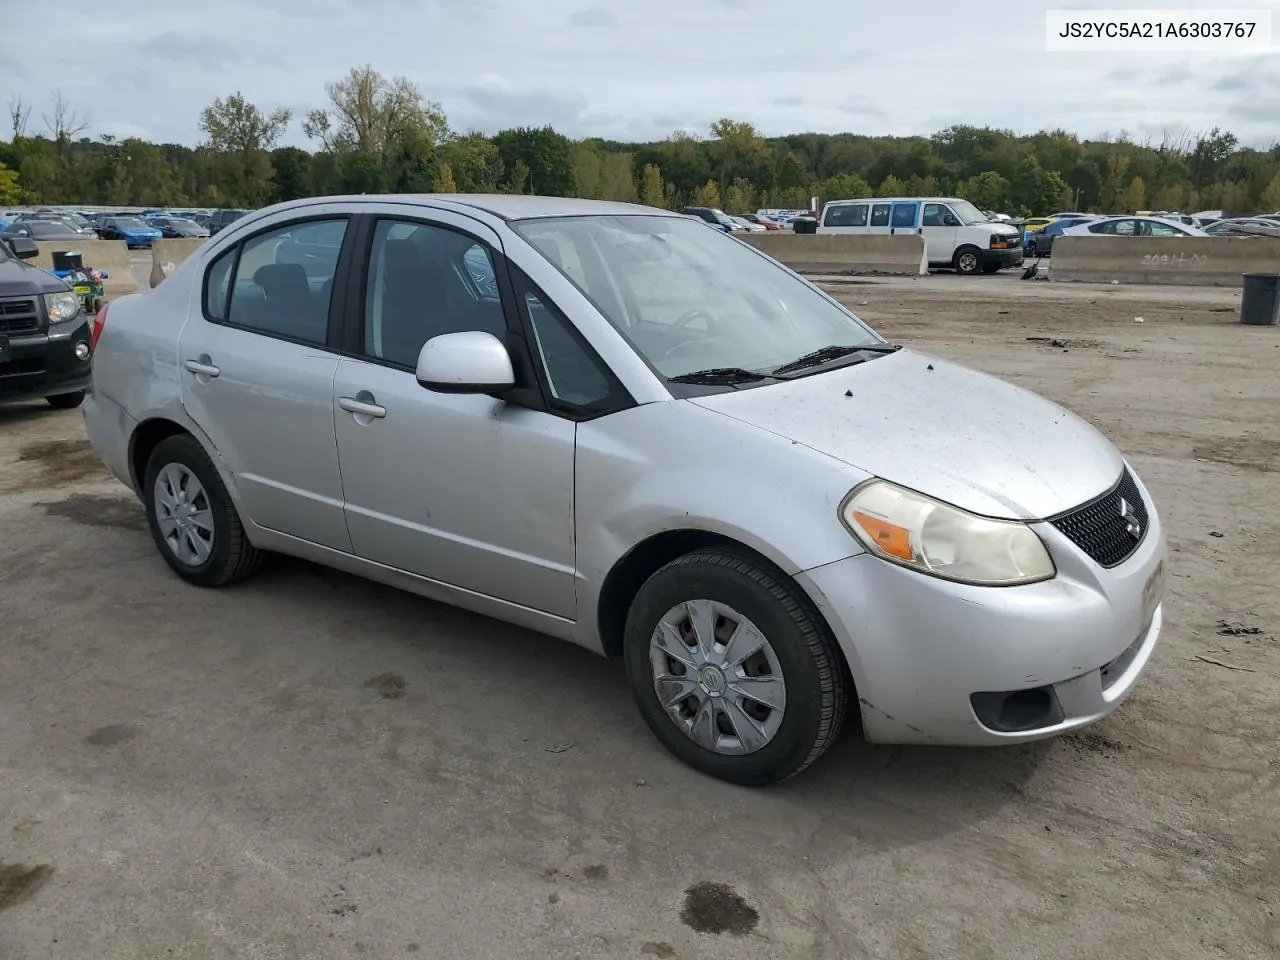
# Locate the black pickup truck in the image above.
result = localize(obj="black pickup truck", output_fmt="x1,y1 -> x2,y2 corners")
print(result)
0,237 -> 94,409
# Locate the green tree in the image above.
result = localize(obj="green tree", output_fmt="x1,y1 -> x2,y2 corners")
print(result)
723,177 -> 756,214
494,126 -> 575,196
303,66 -> 446,194
818,173 -> 872,204
1260,171 -> 1280,212
440,133 -> 503,192
639,162 -> 664,207
433,161 -> 457,192
1010,156 -> 1070,215
199,92 -> 290,205
691,179 -> 721,208
1119,174 -> 1147,213
957,170 -> 1010,210
270,146 -> 312,203
0,160 -> 18,205
875,174 -> 905,197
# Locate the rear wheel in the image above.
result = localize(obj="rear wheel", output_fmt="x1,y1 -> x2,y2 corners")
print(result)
46,390 -> 85,409
143,434 -> 263,587
953,247 -> 983,275
623,549 -> 849,785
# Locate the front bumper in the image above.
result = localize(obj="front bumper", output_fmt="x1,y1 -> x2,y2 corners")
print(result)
797,481 -> 1166,746
0,317 -> 94,404
981,246 -> 1024,269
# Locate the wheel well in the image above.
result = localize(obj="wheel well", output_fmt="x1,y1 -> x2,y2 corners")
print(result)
597,530 -> 786,660
129,418 -> 190,489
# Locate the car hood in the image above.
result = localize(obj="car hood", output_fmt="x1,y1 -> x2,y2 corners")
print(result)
687,350 -> 1124,520
0,258 -> 65,296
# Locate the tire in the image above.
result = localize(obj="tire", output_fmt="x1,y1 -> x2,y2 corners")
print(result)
953,247 -> 983,275
622,549 -> 849,786
46,390 -> 85,409
143,434 -> 263,587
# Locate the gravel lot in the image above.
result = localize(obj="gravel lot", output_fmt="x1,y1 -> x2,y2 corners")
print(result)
1,274 -> 1277,959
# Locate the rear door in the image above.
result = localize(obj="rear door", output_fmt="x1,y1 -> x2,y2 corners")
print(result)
178,205 -> 358,551
865,201 -> 894,236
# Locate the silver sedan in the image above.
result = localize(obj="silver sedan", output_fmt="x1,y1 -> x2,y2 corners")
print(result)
82,195 -> 1166,785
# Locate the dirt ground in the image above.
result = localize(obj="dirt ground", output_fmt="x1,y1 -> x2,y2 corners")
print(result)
0,274 -> 1277,959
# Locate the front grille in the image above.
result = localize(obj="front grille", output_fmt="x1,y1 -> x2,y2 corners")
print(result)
1050,469 -> 1149,568
0,297 -> 40,334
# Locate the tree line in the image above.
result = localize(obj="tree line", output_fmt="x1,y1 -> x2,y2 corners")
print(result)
4,69 -> 1280,217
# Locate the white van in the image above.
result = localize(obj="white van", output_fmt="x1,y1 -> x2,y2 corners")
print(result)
816,196 -> 1023,274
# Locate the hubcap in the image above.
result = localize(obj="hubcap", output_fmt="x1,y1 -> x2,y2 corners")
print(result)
649,599 -> 786,756
960,253 -> 978,272
153,463 -> 214,566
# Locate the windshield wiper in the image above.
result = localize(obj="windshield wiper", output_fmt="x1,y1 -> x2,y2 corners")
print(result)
771,343 -> 901,376
669,367 -> 773,385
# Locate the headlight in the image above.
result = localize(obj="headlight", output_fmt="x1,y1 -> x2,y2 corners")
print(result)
840,480 -> 1055,586
44,291 -> 81,323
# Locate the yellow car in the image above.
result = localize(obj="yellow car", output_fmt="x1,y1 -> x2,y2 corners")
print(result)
1022,217 -> 1058,234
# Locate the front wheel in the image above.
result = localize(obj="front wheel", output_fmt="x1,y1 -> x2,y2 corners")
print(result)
953,247 -> 983,275
46,390 -> 85,409
623,549 -> 849,785
143,434 -> 264,587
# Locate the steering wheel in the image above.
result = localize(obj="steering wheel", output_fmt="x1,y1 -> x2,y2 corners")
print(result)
670,308 -> 718,336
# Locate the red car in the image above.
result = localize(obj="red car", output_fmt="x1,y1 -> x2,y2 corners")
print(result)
741,214 -> 783,231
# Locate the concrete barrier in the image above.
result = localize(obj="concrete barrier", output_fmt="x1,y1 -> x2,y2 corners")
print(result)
31,240 -> 138,297
150,238 -> 208,288
739,233 -> 927,275
1050,235 -> 1280,286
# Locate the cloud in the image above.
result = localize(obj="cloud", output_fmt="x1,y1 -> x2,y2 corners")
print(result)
137,31 -> 244,67
0,0 -> 1275,148
568,6 -> 615,27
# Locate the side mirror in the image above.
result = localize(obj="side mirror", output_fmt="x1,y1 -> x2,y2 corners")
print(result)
7,237 -> 38,259
416,331 -> 515,394
943,215 -> 960,227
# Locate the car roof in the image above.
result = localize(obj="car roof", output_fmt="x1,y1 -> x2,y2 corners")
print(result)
262,194 -> 677,222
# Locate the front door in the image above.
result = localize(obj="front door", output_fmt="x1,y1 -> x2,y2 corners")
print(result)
332,207 -> 577,619
920,202 -> 959,264
178,213 -> 355,551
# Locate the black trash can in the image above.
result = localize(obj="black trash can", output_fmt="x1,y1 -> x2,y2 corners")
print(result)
1240,273 -> 1280,325
51,249 -> 84,272
792,216 -> 818,235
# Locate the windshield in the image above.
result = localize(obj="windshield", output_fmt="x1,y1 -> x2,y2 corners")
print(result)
512,215 -> 883,380
950,200 -> 990,225
113,217 -> 150,230
27,222 -> 78,238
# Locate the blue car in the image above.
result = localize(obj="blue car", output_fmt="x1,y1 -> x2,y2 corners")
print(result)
1026,216 -> 1097,256
99,215 -> 163,248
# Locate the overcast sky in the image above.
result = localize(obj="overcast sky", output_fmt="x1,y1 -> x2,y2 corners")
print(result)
2,0 -> 1278,147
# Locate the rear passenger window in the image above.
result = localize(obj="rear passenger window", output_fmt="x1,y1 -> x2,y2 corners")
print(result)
218,219 -> 348,345
891,203 -> 917,228
824,204 -> 868,227
870,203 -> 891,227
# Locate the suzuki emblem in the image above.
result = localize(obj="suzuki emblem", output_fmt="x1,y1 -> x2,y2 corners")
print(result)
1119,497 -> 1142,540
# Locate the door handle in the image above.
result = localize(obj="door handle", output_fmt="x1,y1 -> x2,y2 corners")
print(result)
338,394 -> 387,419
184,358 -> 220,378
